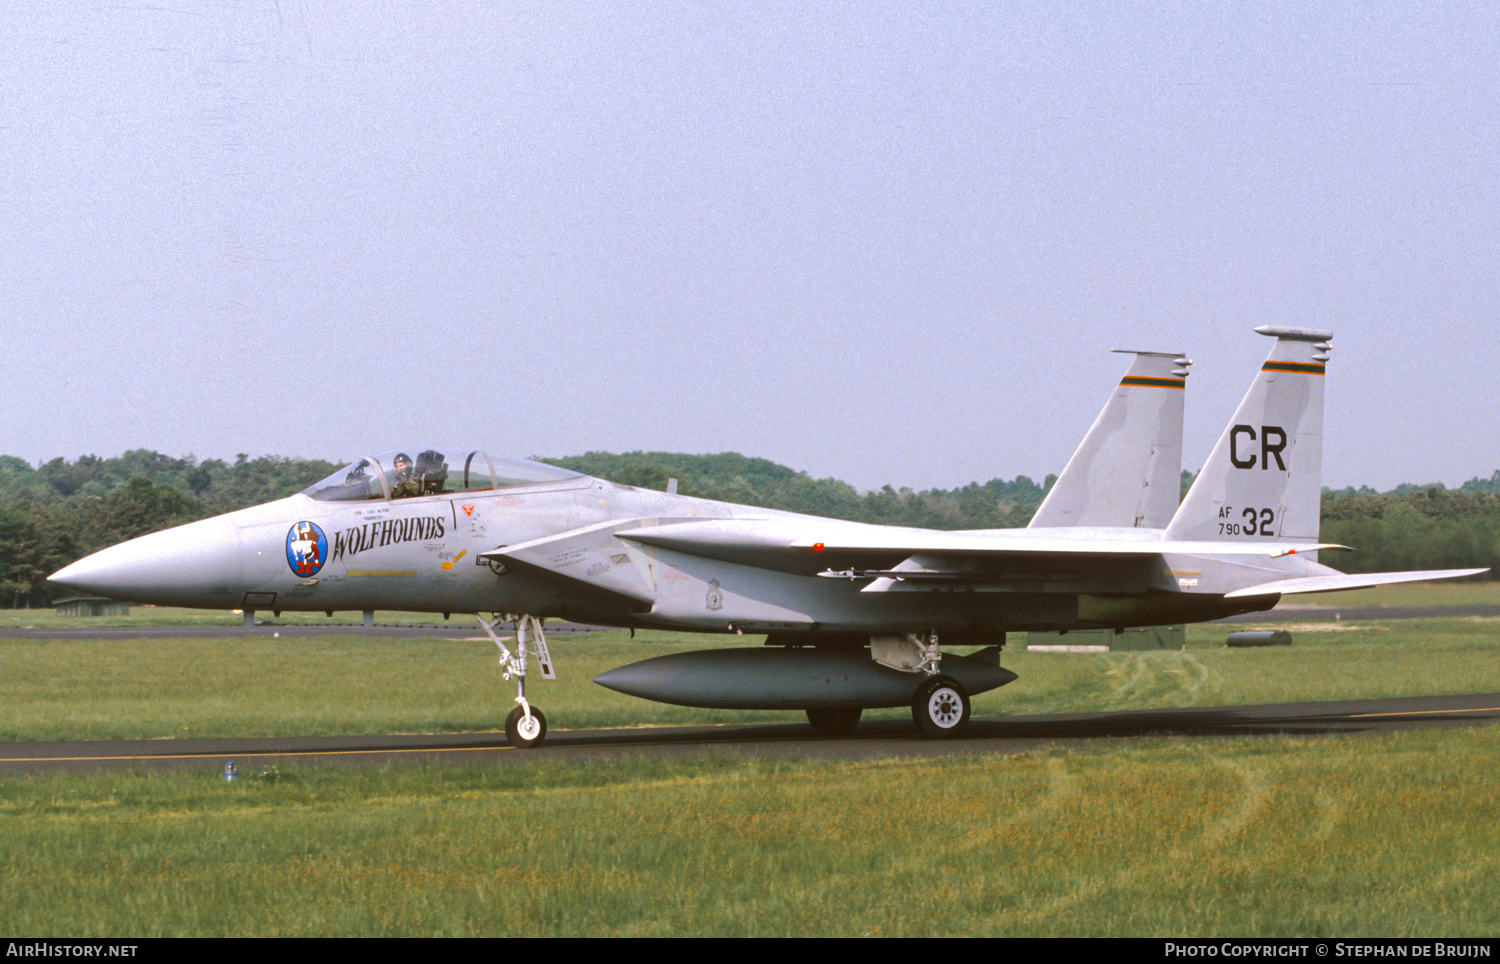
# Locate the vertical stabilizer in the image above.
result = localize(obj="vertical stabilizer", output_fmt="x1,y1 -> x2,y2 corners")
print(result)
1030,350 -> 1189,529
1166,327 -> 1331,543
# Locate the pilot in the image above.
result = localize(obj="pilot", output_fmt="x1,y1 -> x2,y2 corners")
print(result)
389,452 -> 422,499
414,449 -> 447,495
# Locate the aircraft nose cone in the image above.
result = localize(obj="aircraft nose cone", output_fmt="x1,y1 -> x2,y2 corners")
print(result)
50,519 -> 244,607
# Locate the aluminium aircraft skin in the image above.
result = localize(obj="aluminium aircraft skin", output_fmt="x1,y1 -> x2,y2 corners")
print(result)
49,328 -> 1485,745
45,349 -> 1191,630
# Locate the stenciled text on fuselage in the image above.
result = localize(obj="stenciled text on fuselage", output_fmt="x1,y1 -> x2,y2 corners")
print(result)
329,516 -> 446,563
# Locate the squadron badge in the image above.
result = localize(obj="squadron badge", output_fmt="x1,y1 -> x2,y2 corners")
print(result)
286,521 -> 328,577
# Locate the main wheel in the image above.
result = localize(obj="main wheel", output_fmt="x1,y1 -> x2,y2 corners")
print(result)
911,675 -> 970,738
806,706 -> 863,736
505,705 -> 547,748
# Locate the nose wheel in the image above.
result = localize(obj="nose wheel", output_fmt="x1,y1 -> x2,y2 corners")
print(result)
505,705 -> 547,748
912,675 -> 970,738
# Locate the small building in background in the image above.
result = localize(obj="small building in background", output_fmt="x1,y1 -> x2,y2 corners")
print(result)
1026,624 -> 1185,652
53,595 -> 131,617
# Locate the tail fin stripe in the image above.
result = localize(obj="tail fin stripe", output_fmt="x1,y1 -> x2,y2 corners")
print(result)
1262,361 -> 1325,375
1119,376 -> 1187,389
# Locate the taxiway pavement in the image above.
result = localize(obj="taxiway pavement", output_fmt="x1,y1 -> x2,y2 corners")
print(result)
2,692 -> 1495,777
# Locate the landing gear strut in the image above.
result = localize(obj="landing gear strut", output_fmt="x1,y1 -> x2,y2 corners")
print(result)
478,614 -> 555,748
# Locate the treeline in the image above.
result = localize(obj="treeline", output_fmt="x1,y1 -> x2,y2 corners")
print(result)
0,452 -> 337,608
1,451 -> 1495,607
1320,479 -> 1500,576
542,451 -> 1057,529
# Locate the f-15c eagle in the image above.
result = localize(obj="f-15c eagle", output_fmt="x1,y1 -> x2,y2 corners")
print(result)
51,328 -> 1484,746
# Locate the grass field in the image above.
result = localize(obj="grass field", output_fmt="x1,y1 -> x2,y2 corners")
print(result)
1,587 -> 1497,936
1,728 -> 1496,936
0,613 -> 1497,741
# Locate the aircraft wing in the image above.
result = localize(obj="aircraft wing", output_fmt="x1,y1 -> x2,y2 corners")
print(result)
613,518 -> 1347,561
485,516 -> 1481,603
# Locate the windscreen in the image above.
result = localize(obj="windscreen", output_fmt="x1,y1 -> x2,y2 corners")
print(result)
302,449 -> 582,502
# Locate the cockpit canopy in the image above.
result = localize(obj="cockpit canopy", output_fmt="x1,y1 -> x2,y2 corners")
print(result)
302,449 -> 583,503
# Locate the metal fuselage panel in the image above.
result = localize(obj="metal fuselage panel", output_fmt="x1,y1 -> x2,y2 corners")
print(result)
235,480 -> 685,617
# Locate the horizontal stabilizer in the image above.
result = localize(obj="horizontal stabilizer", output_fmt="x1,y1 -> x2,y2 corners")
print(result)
1223,568 -> 1489,599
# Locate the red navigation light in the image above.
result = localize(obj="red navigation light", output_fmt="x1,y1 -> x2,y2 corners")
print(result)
813,542 -> 825,551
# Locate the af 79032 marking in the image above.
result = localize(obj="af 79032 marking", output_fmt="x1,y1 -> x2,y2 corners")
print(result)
1218,506 -> 1277,537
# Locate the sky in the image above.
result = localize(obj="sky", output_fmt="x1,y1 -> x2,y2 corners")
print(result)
3,2 -> 1496,493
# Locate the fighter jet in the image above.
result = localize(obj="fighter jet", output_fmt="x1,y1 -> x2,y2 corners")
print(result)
50,328 -> 1484,747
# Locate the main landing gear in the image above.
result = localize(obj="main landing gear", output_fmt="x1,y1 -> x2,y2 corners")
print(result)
803,674 -> 972,739
912,675 -> 971,738
800,630 -> 976,739
873,631 -> 973,739
478,614 -> 554,748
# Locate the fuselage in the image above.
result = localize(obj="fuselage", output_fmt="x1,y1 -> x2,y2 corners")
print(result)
49,452 -> 1291,639
52,471 -> 735,622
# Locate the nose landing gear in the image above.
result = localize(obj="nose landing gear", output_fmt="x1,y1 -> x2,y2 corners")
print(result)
479,614 -> 554,748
